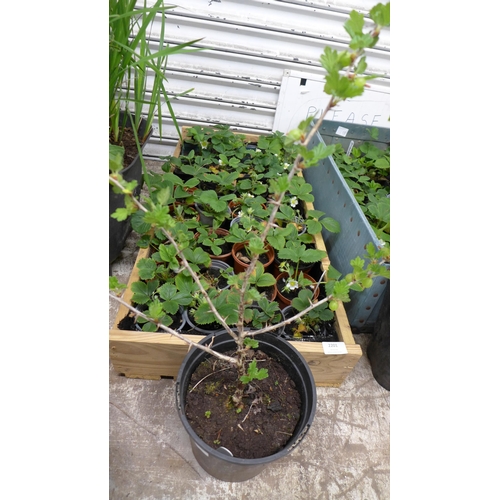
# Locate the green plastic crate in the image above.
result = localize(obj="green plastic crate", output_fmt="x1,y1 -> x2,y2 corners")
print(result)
303,120 -> 390,332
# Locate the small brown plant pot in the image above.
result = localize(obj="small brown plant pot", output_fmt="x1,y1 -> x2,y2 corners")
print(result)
275,272 -> 320,309
231,242 -> 275,274
194,228 -> 233,263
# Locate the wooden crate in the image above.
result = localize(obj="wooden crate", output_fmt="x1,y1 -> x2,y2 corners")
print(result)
109,127 -> 363,387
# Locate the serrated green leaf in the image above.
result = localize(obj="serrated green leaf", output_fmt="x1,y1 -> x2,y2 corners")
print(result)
109,144 -> 124,173
300,248 -> 327,263
131,211 -> 151,234
148,299 -> 164,319
131,279 -> 159,304
290,289 -> 314,311
158,243 -> 178,263
111,208 -> 130,222
137,258 -> 157,280
157,283 -> 177,301
184,247 -> 211,266
305,219 -> 321,234
367,197 -> 390,223
344,9 -> 365,38
256,273 -> 276,287
141,322 -> 160,332
327,265 -> 342,280
370,2 -> 390,27
156,187 -> 171,206
244,338 -> 259,349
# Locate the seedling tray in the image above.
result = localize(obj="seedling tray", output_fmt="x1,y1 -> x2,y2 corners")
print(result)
109,127 -> 363,387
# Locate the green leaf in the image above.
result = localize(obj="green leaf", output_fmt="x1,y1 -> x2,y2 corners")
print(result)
137,258 -> 158,280
184,247 -> 212,266
111,208 -> 130,222
158,243 -> 178,263
244,338 -> 259,349
370,2 -> 390,27
300,248 -> 327,263
375,157 -> 390,169
344,9 -> 365,39
240,360 -> 268,384
367,197 -> 390,224
305,219 -> 321,234
327,265 -> 342,280
317,308 -> 334,321
332,280 -> 351,302
247,238 -> 266,255
320,217 -> 340,233
131,279 -> 159,304
109,276 -> 127,292
156,187 -> 171,206
148,299 -> 164,320
255,272 -> 276,287
109,144 -> 124,173
131,211 -> 151,234
291,289 -> 314,311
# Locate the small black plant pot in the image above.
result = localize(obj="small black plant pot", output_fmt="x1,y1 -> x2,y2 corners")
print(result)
109,113 -> 152,263
199,259 -> 233,290
183,309 -> 226,335
175,331 -> 317,482
367,281 -> 390,391
117,306 -> 186,333
280,306 -> 339,342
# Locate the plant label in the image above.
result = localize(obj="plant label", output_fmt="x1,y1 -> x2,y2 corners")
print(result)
322,342 -> 347,355
335,126 -> 349,137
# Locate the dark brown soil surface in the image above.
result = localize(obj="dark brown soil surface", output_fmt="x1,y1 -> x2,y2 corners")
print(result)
282,318 -> 339,342
109,127 -> 140,169
185,349 -> 301,459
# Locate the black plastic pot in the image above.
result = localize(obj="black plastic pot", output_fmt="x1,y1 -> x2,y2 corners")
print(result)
175,331 -> 317,482
117,306 -> 187,333
194,203 -> 231,228
109,113 -> 152,263
281,305 -> 339,342
183,309 -> 226,335
367,281 -> 390,391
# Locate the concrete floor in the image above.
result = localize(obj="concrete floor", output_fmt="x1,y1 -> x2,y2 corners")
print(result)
109,225 -> 390,500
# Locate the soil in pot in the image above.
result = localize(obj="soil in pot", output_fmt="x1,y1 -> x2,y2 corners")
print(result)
232,242 -> 275,274
110,127 -> 140,168
280,306 -> 339,343
194,228 -> 233,263
117,307 -> 186,332
256,285 -> 277,302
184,348 -> 301,459
199,260 -> 232,290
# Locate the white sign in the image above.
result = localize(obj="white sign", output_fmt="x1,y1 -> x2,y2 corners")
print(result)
322,342 -> 348,355
273,70 -> 390,134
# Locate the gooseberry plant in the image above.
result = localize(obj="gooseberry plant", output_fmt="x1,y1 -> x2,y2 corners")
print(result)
109,2 -> 391,409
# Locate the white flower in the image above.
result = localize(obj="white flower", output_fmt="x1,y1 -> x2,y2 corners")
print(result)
256,148 -> 261,153
290,196 -> 298,208
283,162 -> 290,170
286,278 -> 299,291
218,159 -> 224,165
200,140 -> 208,149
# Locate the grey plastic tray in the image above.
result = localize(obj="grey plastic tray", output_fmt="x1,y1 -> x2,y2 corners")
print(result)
303,120 -> 390,332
